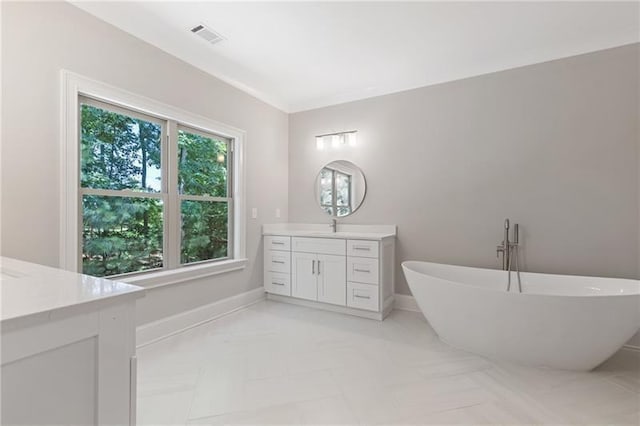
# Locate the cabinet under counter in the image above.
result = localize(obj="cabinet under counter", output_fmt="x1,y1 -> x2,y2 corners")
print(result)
1,257 -> 144,426
262,223 -> 396,320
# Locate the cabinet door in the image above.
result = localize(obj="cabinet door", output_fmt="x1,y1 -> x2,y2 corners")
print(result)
317,254 -> 346,306
292,252 -> 318,301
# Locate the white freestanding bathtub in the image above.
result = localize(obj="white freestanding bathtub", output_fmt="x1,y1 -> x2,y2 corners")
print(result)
402,261 -> 640,370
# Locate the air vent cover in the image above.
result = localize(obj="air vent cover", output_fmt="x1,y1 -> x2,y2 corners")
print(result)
190,24 -> 225,45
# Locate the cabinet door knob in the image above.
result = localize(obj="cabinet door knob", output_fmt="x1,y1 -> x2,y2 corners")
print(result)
317,260 -> 321,275
312,260 -> 315,274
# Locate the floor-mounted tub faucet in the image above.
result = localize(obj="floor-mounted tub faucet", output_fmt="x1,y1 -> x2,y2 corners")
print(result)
496,218 -> 522,292
496,219 -> 511,270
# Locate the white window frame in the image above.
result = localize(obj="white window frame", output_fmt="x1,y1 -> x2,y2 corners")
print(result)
60,71 -> 247,288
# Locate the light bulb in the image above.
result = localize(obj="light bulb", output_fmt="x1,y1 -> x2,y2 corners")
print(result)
316,136 -> 325,150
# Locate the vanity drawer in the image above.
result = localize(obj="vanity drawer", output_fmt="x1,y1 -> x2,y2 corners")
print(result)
347,257 -> 379,285
265,235 -> 291,251
347,282 -> 379,312
264,250 -> 291,274
347,240 -> 379,258
292,237 -> 346,256
265,271 -> 291,296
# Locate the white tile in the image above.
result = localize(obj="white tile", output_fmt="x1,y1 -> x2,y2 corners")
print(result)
417,355 -> 492,379
138,389 -> 194,426
187,403 -> 303,425
137,300 -> 640,425
404,400 -> 543,425
187,355 -> 247,419
342,389 -> 408,425
391,374 -> 498,415
594,348 -> 640,378
137,369 -> 201,398
482,360 -> 596,396
243,369 -> 342,412
296,396 -> 358,425
529,377 -> 640,424
605,374 -> 640,393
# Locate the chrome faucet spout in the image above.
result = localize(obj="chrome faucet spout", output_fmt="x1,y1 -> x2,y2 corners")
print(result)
330,219 -> 337,233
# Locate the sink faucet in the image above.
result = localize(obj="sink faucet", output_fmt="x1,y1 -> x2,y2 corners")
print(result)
329,218 -> 337,233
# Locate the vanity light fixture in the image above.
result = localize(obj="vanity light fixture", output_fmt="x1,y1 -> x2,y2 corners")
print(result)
316,130 -> 357,151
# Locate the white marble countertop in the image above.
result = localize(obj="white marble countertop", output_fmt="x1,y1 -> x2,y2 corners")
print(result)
1,257 -> 144,326
262,223 -> 396,240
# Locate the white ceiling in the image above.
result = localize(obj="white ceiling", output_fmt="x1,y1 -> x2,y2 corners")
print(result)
70,1 -> 639,113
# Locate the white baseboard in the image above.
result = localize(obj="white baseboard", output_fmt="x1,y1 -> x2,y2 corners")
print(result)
267,293 -> 386,320
136,287 -> 266,348
393,293 -> 420,312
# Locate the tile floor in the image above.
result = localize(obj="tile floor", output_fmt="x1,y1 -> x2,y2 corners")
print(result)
137,300 -> 640,425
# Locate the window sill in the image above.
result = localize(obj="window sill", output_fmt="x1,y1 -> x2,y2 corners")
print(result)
119,258 -> 248,289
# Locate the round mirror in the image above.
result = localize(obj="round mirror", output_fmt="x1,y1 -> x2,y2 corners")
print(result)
315,160 -> 366,217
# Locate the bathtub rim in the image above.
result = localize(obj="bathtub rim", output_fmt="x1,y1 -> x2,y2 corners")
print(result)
401,260 -> 640,298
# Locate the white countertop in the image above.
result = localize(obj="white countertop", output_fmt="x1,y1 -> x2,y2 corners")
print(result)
262,223 -> 396,240
1,257 -> 144,326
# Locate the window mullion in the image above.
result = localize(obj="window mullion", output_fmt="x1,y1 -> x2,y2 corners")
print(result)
227,140 -> 234,259
166,120 -> 180,269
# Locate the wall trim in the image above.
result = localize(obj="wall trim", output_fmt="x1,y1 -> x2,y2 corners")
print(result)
393,293 -> 420,312
267,293 -> 386,321
136,287 -> 265,348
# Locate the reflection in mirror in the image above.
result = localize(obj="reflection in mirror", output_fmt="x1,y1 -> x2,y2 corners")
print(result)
315,160 -> 366,217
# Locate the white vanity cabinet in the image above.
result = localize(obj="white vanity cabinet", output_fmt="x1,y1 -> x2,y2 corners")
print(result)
347,240 -> 380,311
291,237 -> 346,306
263,224 -> 396,320
263,236 -> 292,296
1,257 -> 144,426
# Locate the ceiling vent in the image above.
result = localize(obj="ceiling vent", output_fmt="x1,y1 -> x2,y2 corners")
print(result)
190,24 -> 225,46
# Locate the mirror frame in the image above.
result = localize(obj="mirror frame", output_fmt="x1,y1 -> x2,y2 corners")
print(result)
314,160 -> 367,218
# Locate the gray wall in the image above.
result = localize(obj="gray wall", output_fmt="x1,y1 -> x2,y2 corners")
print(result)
2,1 -> 639,346
1,1 -> 289,325
289,44 -> 640,298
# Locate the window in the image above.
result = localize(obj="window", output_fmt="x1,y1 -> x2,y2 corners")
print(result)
177,126 -> 232,265
72,90 -> 243,281
61,72 -> 246,285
